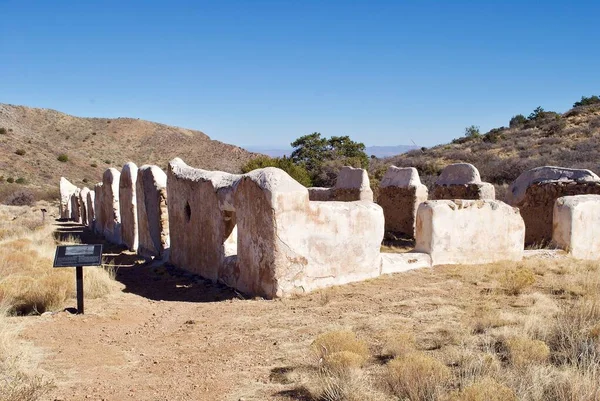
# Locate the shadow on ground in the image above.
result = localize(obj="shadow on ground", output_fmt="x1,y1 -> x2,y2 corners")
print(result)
53,220 -> 239,303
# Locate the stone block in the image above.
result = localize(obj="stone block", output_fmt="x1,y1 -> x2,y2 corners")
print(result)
101,168 -> 121,244
553,195 -> 600,260
378,167 -> 428,236
120,162 -> 139,252
137,165 -> 170,259
415,199 -> 524,265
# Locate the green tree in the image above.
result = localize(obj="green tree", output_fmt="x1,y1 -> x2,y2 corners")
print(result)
509,114 -> 527,128
573,95 -> 600,108
528,106 -> 546,120
464,125 -> 481,138
290,133 -> 369,187
241,155 -> 312,187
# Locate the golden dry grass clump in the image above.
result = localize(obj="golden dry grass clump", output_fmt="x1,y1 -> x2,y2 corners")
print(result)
451,377 -> 516,401
386,351 -> 451,400
311,330 -> 370,367
502,336 -> 550,367
500,266 -> 536,295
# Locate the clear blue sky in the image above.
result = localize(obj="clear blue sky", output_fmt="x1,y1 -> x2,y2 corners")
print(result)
1,1 -> 598,148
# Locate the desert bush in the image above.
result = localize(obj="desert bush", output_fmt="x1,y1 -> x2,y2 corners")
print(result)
6,178 -> 14,184
90,163 -> 98,168
502,336 -> 550,367
311,330 -> 369,363
57,154 -> 68,162
14,149 -> 26,156
464,125 -> 481,139
0,127 -> 7,135
509,114 -> 527,128
382,331 -> 416,357
104,159 -> 111,164
386,352 -> 451,400
241,155 -> 312,187
322,350 -> 366,372
451,377 -> 516,401
15,178 -> 27,185
500,267 -> 535,295
4,190 -> 35,206
573,95 -> 600,108
483,127 -> 505,143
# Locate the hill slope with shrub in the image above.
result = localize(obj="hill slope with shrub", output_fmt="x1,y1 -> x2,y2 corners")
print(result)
0,104 -> 257,191
373,101 -> 600,199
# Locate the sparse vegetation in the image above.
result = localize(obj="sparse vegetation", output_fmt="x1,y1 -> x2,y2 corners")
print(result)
15,178 -> 27,185
90,163 -> 98,168
6,177 -> 14,183
0,127 -> 7,135
15,149 -> 26,156
4,190 -> 35,206
241,155 -> 312,186
57,154 -> 69,162
573,95 -> 600,108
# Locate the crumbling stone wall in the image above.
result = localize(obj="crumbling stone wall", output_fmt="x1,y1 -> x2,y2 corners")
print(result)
120,162 -> 139,252
167,158 -> 238,278
553,195 -> 600,260
230,168 -> 384,298
519,181 -> 600,245
70,189 -> 81,223
86,190 -> 95,231
415,199 -> 524,265
432,163 -> 495,200
167,159 -> 383,298
308,166 -> 373,202
377,166 -> 428,237
137,165 -> 170,259
101,168 -> 121,244
59,177 -> 78,219
79,187 -> 90,226
93,183 -> 103,235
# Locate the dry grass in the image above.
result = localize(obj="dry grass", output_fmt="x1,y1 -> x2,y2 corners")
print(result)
386,352 -> 451,400
500,266 -> 536,295
0,203 -> 119,314
450,377 -> 517,401
290,256 -> 600,401
0,305 -> 54,400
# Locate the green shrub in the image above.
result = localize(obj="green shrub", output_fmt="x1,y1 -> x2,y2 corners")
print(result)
57,154 -> 69,162
82,178 -> 88,183
242,156 -> 312,186
464,125 -> 481,138
90,163 -> 97,168
509,114 -> 527,127
573,95 -> 600,108
6,178 -> 14,183
483,127 -> 506,143
14,149 -> 26,156
15,178 -> 27,184
104,160 -> 111,164
0,127 -> 7,135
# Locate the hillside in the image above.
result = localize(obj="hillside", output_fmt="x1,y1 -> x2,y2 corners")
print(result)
0,104 -> 257,189
373,102 -> 600,199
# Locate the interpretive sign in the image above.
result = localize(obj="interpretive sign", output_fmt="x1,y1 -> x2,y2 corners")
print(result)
53,244 -> 103,267
53,244 -> 103,314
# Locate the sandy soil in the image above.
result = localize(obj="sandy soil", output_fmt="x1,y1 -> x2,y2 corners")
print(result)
18,223 -> 476,401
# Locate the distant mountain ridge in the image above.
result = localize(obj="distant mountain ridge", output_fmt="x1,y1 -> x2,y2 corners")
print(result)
244,144 -> 419,158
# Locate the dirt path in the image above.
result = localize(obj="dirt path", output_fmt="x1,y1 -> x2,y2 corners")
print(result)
20,222 -> 470,401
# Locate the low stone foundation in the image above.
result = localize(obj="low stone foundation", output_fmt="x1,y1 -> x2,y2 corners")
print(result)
415,199 -> 524,265
519,181 -> 600,245
377,166 -> 428,237
553,195 -> 600,260
432,183 -> 495,200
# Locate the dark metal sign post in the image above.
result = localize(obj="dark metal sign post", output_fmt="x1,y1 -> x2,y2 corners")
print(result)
53,244 -> 103,315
